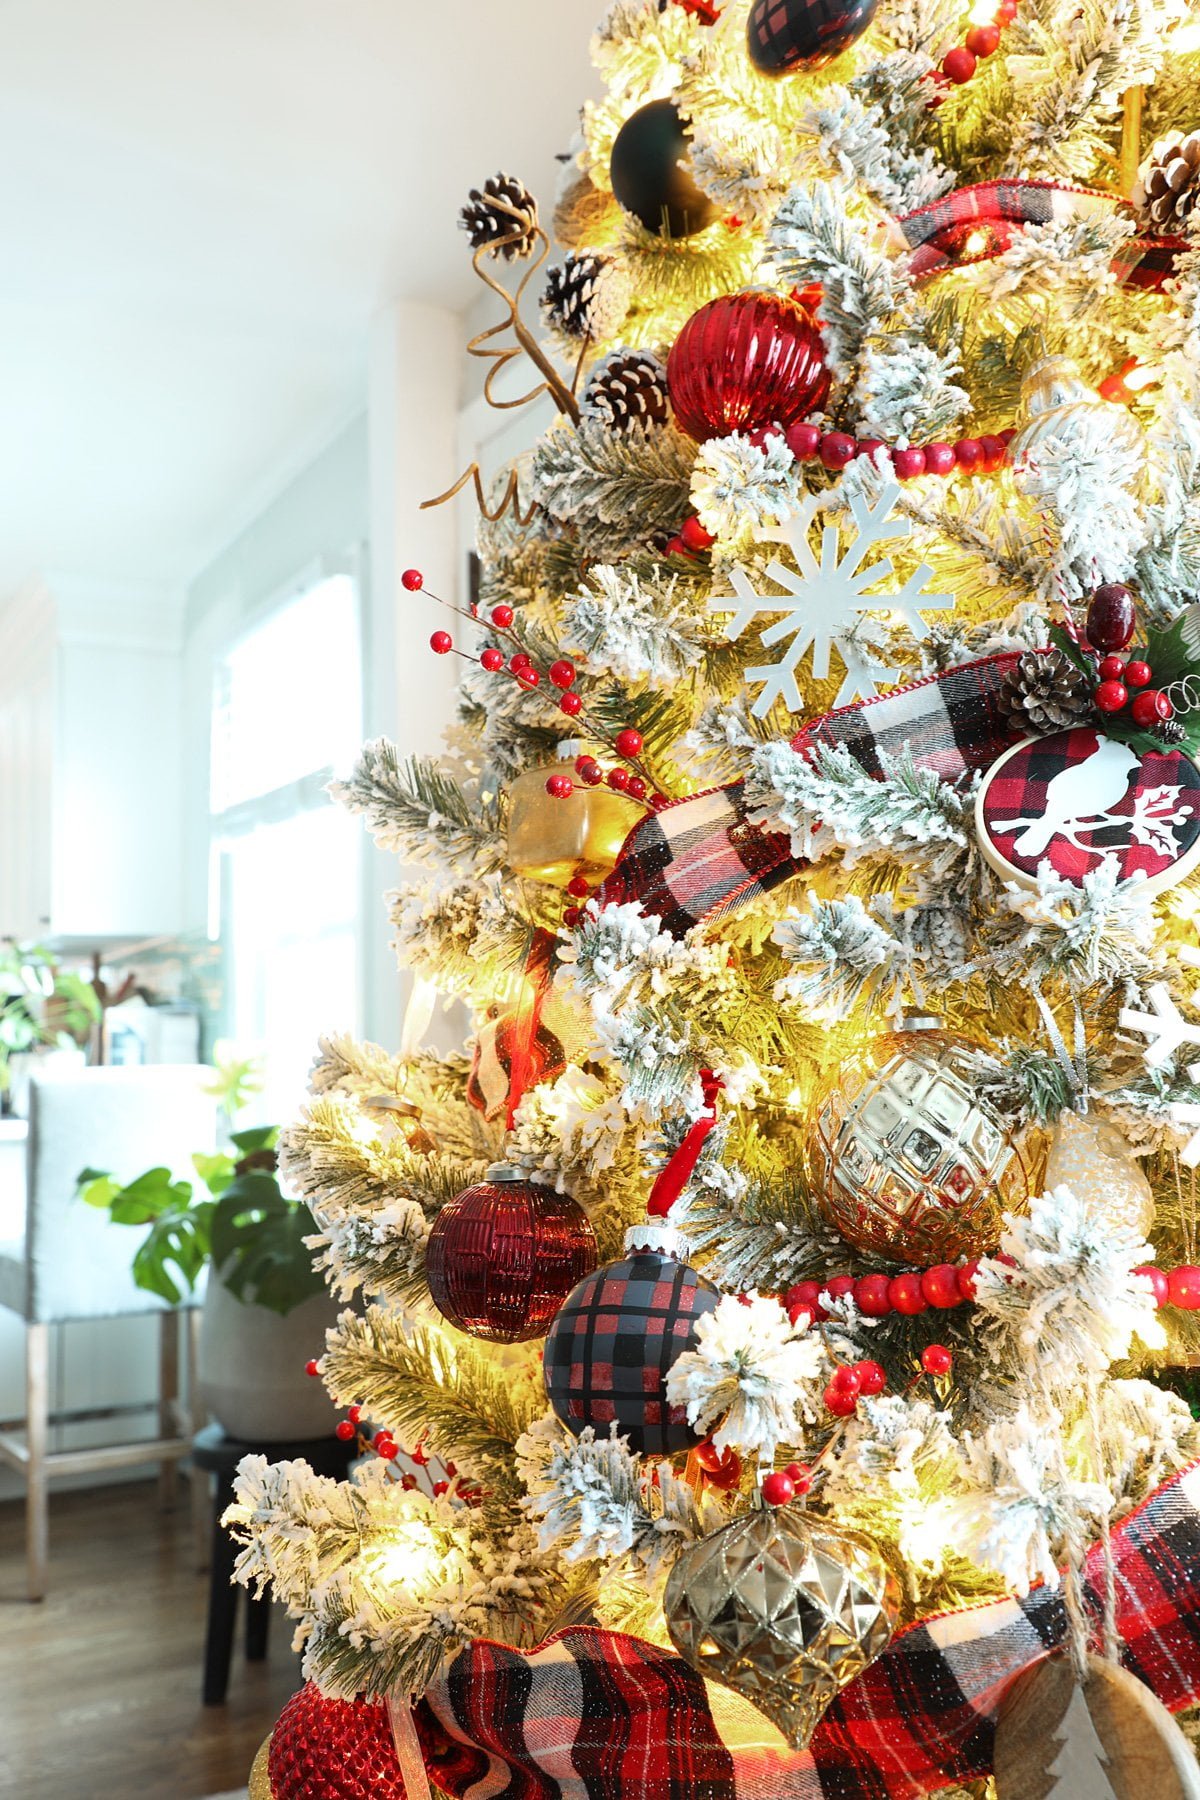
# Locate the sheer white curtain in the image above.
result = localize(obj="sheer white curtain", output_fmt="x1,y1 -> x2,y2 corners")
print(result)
209,572 -> 362,1121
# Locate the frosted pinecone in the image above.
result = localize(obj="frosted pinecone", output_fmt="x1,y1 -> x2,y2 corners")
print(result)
460,173 -> 539,261
540,252 -> 633,343
999,648 -> 1095,734
1132,132 -> 1200,233
583,348 -> 670,432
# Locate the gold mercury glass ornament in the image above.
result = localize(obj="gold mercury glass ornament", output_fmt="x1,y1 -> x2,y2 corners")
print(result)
1009,354 -> 1143,470
506,749 -> 644,887
812,1014 -> 1029,1264
664,1505 -> 901,1750
1044,1109 -> 1155,1237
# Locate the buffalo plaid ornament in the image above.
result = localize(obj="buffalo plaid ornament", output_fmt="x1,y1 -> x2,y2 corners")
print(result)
977,726 -> 1200,894
542,1240 -> 720,1455
746,0 -> 880,72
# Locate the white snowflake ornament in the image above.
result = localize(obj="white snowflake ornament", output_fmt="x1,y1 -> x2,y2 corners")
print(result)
714,482 -> 955,715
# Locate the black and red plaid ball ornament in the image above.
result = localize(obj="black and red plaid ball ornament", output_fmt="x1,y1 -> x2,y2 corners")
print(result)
427,1166 -> 597,1344
747,0 -> 880,72
542,1225 -> 720,1454
254,1682 -> 405,1800
976,726 -> 1200,896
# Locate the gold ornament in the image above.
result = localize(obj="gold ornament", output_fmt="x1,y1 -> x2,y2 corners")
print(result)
1045,1110 -> 1155,1237
248,1735 -> 272,1800
1009,355 -> 1142,470
664,1505 -> 900,1750
506,760 -> 643,888
812,1016 -> 1030,1264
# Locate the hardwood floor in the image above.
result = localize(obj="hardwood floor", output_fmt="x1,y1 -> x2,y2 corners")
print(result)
0,1478 -> 300,1799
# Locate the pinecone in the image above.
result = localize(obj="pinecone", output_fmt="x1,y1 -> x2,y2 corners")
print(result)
540,251 -> 633,343
1132,132 -> 1200,234
1151,716 -> 1186,745
459,173 -> 539,261
999,648 -> 1096,734
583,348 -> 670,432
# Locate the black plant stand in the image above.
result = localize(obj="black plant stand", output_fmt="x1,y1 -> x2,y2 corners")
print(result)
192,1422 -> 356,1704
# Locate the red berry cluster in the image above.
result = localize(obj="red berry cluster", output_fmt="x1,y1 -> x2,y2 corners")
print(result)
546,731 -> 650,806
665,514 -> 717,559
933,0 -> 1019,91
762,1462 -> 813,1506
1084,583 -> 1173,728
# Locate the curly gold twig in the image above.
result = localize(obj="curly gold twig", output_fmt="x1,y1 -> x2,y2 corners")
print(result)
464,203 -> 580,425
421,462 -> 538,527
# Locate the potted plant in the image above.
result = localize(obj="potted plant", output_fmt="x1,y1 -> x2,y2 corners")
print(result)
0,941 -> 100,1115
78,1053 -> 340,1441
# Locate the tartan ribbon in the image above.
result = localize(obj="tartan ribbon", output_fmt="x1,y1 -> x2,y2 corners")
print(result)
600,653 -> 1021,937
889,177 -> 1184,289
414,1460 -> 1200,1800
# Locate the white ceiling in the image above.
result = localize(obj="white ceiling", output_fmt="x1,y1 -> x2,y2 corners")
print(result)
0,0 -> 599,598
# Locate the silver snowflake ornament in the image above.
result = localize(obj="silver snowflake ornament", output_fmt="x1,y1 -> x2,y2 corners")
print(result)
714,482 -> 955,716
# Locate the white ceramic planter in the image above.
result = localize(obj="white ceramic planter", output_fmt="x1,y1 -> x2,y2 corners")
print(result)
197,1273 -> 342,1443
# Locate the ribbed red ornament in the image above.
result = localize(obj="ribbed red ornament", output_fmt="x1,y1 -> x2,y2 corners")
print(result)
666,291 -> 828,443
267,1682 -> 406,1800
426,1166 -> 597,1343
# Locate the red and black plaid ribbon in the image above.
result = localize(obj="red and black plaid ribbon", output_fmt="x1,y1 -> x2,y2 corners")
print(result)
414,1460 -> 1200,1800
600,654 -> 1020,938
889,178 -> 1184,289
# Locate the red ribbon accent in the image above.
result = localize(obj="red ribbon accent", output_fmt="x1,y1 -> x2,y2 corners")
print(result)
647,1070 -> 724,1218
503,927 -> 557,1131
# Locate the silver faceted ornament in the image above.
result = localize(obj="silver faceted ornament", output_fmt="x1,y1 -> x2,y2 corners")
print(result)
663,1506 -> 900,1750
1009,355 -> 1142,472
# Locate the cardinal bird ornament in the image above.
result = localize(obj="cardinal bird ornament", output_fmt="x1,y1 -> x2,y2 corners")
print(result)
977,727 -> 1200,894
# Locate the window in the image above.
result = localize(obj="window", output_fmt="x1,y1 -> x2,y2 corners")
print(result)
209,572 -> 362,1120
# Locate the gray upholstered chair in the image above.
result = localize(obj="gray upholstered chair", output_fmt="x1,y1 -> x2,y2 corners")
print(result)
0,1065 -> 217,1599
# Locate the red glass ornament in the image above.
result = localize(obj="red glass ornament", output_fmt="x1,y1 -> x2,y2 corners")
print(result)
854,1274 -> 892,1317
1086,583 -> 1136,651
854,1359 -> 887,1396
921,1264 -> 962,1309
1136,1264 -> 1169,1306
666,292 -> 828,444
889,1273 -> 927,1315
268,1683 -> 406,1800
762,1470 -> 796,1506
1095,680 -> 1128,713
425,1167 -> 598,1343
1171,1266 -> 1200,1310
922,1344 -> 954,1376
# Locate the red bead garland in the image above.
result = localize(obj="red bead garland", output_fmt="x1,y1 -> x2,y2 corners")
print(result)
786,1257 -> 1200,1320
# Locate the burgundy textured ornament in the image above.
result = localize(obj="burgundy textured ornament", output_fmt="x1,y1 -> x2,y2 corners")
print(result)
264,1683 -> 406,1800
747,0 -> 881,72
667,291 -> 828,443
426,1165 -> 597,1343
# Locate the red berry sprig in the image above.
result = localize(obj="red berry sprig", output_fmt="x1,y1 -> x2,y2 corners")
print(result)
1083,583 -> 1175,730
931,0 -> 1019,94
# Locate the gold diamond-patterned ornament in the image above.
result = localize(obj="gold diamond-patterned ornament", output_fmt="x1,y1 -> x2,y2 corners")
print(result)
663,1505 -> 900,1750
812,1015 -> 1030,1264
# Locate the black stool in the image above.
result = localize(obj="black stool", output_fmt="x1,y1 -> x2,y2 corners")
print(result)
193,1422 -> 355,1704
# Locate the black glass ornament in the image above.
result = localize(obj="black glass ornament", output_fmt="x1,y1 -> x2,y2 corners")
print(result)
609,100 -> 719,239
746,0 -> 880,71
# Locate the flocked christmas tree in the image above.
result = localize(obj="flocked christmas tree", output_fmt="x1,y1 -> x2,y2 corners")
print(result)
227,2 -> 1200,1795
